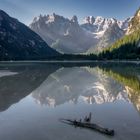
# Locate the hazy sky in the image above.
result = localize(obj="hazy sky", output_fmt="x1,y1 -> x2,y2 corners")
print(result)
1,0 -> 140,25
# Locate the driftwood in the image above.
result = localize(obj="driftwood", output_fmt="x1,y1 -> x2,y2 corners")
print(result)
60,119 -> 115,136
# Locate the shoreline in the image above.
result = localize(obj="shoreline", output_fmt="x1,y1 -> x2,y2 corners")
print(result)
0,60 -> 139,64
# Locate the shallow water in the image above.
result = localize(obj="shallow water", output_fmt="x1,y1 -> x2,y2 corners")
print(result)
0,62 -> 139,140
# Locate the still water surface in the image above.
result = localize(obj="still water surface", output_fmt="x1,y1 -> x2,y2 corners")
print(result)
0,62 -> 139,140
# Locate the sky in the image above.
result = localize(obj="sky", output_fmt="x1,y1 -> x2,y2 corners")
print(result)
0,0 -> 140,25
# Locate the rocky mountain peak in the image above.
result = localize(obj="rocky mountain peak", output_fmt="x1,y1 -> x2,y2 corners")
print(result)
71,15 -> 78,23
83,16 -> 95,24
32,13 -> 69,25
30,13 -> 130,54
126,8 -> 140,35
81,16 -> 126,38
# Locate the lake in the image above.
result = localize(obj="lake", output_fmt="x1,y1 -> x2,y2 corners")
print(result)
0,62 -> 139,140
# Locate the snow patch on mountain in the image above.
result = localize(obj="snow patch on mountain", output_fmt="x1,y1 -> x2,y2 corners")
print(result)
30,13 -> 130,54
30,13 -> 97,54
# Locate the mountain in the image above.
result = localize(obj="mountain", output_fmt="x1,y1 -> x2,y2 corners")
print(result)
30,13 -> 96,54
81,16 -> 131,34
81,16 -> 130,53
99,8 -> 140,59
86,21 -> 125,53
126,8 -> 140,35
0,10 -> 59,60
118,17 -> 132,31
30,14 -> 130,54
82,16 -> 117,34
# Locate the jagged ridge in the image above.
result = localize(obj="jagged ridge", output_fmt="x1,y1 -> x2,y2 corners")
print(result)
30,13 -> 130,54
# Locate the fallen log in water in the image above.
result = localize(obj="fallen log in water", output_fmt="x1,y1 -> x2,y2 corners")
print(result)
60,119 -> 115,136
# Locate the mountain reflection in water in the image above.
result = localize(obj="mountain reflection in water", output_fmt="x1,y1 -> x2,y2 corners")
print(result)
31,67 -> 130,107
99,63 -> 140,112
0,63 -> 60,112
0,62 -> 140,140
0,62 -> 139,113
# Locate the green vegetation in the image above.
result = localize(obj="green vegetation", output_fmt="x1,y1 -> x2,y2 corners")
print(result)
97,8 -> 140,60
129,7 -> 140,33
99,64 -> 140,111
98,30 -> 140,60
102,68 -> 140,94
50,53 -> 98,61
